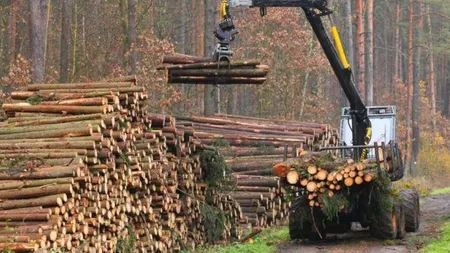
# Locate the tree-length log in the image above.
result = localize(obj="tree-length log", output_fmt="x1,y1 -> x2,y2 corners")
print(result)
228,160 -> 280,172
234,168 -> 274,176
0,234 -> 45,243
169,68 -> 268,78
231,192 -> 274,200
0,184 -> 73,199
2,104 -> 107,114
0,120 -> 103,135
0,141 -> 95,150
198,138 -> 293,148
220,146 -> 294,157
162,53 -> 212,64
11,91 -> 119,100
39,97 -> 109,106
169,76 -> 266,85
161,60 -> 260,70
0,243 -> 38,252
0,135 -> 103,144
0,194 -> 66,210
0,152 -> 78,159
0,166 -> 80,180
34,87 -> 144,93
0,114 -> 105,128
0,126 -> 94,140
236,178 -> 279,188
236,186 -> 275,193
27,82 -> 134,91
0,212 -> 50,221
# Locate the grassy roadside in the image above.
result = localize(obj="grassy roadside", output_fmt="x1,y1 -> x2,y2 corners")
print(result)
196,227 -> 289,253
422,218 -> 450,253
430,187 -> 450,196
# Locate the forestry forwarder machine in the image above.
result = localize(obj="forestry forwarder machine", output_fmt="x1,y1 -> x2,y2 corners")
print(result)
213,0 -> 420,241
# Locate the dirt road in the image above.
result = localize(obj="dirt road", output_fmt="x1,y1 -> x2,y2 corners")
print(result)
276,194 -> 450,253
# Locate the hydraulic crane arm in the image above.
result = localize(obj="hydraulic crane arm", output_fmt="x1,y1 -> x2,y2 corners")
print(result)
217,0 -> 372,159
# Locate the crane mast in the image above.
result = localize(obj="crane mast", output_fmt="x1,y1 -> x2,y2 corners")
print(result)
217,0 -> 372,160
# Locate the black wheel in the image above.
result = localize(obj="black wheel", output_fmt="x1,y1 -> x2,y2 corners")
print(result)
396,201 -> 406,239
289,196 -> 327,241
360,222 -> 370,228
370,203 -> 398,240
326,222 -> 352,234
400,189 -> 420,232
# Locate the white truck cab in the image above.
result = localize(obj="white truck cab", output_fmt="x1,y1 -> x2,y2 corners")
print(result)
340,106 -> 397,158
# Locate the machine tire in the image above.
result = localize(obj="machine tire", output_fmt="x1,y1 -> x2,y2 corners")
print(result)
370,203 -> 398,240
400,189 -> 420,232
396,201 -> 406,239
289,196 -> 326,241
326,222 -> 352,234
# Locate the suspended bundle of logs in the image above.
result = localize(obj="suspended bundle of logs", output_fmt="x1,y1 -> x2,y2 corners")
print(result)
176,114 -> 339,228
273,151 -> 384,207
159,53 -> 270,85
0,78 -> 245,252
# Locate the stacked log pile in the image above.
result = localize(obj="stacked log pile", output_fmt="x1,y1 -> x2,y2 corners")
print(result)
0,79 -> 243,252
176,114 -> 339,228
159,53 -> 269,85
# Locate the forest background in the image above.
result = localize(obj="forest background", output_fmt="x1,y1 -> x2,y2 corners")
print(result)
0,0 -> 449,187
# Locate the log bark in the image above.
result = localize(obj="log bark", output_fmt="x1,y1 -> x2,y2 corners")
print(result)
161,60 -> 261,70
2,104 -> 108,114
1,114 -> 105,128
169,68 -> 268,78
0,120 -> 103,135
169,76 -> 266,85
0,178 -> 74,190
0,166 -> 80,180
0,141 -> 95,150
162,53 -> 212,64
0,243 -> 38,252
0,212 -> 50,221
0,126 -> 94,140
27,82 -> 134,91
236,178 -> 279,188
39,97 -> 109,106
0,194 -> 66,210
0,184 -> 73,199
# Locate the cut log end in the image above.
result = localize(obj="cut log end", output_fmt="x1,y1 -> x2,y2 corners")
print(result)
286,170 -> 300,185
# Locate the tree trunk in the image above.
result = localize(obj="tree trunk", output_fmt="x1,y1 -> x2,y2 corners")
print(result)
128,0 -> 137,75
355,0 -> 365,99
119,0 -> 128,70
71,0 -> 78,81
203,0 -> 218,116
344,0 -> 354,69
411,1 -> 424,177
444,82 -> 449,117
405,0 -> 415,175
29,0 -> 49,83
8,0 -> 18,65
365,0 -> 374,106
59,0 -> 72,83
426,4 -> 437,131
392,0 -> 401,89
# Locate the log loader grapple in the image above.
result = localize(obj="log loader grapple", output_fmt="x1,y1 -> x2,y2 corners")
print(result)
215,0 -> 420,241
